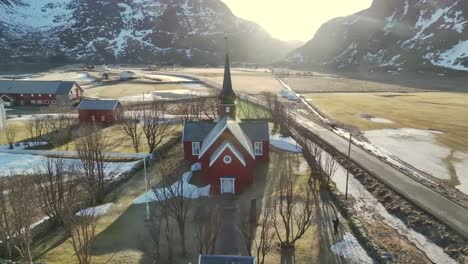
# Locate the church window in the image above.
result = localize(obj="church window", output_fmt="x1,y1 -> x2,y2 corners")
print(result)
192,142 -> 200,156
223,155 -> 232,164
254,142 -> 263,155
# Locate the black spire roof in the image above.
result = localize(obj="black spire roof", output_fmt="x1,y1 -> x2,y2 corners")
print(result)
219,51 -> 236,104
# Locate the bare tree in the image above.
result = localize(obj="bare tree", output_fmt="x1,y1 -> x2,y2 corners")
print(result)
238,217 -> 255,256
194,206 -> 221,254
75,125 -> 111,203
152,159 -> 193,258
35,157 -> 79,226
0,178 -> 13,259
254,201 -> 275,264
3,125 -> 17,149
271,176 -> 315,251
118,111 -> 143,153
64,204 -> 99,264
322,152 -> 338,185
0,176 -> 37,262
140,101 -> 175,153
144,203 -> 163,262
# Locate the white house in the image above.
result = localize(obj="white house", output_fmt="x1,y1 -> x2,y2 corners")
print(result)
0,99 -> 6,130
119,71 -> 137,80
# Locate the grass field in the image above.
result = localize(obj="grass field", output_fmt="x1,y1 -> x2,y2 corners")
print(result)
306,92 -> 468,152
0,120 -> 30,145
207,74 -> 283,95
284,76 -> 426,93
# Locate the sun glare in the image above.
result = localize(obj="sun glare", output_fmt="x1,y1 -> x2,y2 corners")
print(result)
221,0 -> 373,41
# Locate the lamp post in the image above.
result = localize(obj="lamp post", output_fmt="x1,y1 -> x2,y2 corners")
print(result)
345,132 -> 352,200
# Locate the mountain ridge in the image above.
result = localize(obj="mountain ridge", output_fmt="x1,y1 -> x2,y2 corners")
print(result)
0,0 -> 297,65
286,0 -> 468,73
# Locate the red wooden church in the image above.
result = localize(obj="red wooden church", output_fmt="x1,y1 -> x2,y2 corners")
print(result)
183,53 -> 270,194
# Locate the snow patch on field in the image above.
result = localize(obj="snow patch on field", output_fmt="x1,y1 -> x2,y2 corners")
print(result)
331,233 -> 374,263
0,153 -> 139,178
76,203 -> 113,217
270,135 -> 302,153
454,152 -> 468,194
364,129 -> 451,180
119,89 -> 211,102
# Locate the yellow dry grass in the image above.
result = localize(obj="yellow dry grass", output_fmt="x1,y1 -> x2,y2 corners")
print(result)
0,120 -> 30,145
55,125 -> 183,153
306,92 -> 468,151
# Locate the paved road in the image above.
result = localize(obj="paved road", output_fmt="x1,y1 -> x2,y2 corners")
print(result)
195,75 -> 468,239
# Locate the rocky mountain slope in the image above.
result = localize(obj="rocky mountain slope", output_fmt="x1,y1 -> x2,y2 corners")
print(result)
286,0 -> 468,72
0,0 -> 296,65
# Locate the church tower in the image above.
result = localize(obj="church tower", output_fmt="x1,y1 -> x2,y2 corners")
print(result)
218,38 -> 237,119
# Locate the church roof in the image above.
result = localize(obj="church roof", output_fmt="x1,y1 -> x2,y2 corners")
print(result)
218,54 -> 236,103
198,117 -> 255,159
183,120 -> 269,142
209,140 -> 246,167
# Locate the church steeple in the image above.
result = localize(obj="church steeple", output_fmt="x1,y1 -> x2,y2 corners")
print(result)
218,37 -> 237,119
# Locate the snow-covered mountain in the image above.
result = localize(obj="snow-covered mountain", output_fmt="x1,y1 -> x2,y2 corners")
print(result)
286,0 -> 468,72
0,0 -> 296,64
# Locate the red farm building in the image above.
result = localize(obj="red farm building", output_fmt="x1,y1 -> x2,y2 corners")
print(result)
182,53 -> 270,194
0,80 -> 82,106
77,99 -> 123,124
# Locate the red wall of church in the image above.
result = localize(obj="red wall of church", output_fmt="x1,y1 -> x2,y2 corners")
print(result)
202,147 -> 254,194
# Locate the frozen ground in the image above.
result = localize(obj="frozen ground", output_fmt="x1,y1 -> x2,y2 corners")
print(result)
270,135 -> 302,153
0,153 -> 139,178
331,233 -> 374,264
328,151 -> 457,264
76,203 -> 113,217
118,84 -> 212,102
364,128 -> 468,193
144,74 -> 193,82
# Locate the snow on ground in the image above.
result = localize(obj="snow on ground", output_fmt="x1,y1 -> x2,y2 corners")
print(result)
364,128 -> 461,182
7,113 -> 78,121
0,153 -> 139,178
329,152 -> 457,264
144,74 -> 193,82
430,40 -> 468,71
270,135 -> 302,153
133,170 -> 210,204
0,142 -> 47,150
119,88 -> 211,102
331,232 -> 374,264
76,203 -> 113,217
454,152 -> 468,194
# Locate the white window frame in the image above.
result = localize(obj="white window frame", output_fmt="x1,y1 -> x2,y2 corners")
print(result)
192,142 -> 200,156
49,94 -> 52,97
101,115 -> 106,122
38,94 -> 42,97
51,100 -> 56,104
226,106 -> 230,113
220,178 -> 235,194
91,115 -> 96,121
254,141 -> 263,156
44,100 -> 49,104
31,100 -> 36,104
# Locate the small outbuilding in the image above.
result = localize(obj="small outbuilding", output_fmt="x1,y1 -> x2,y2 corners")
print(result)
102,72 -> 110,80
77,99 -> 123,124
119,71 -> 137,80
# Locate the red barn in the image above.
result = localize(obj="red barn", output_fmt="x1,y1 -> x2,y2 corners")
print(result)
0,80 -> 82,106
182,53 -> 269,194
78,99 -> 123,124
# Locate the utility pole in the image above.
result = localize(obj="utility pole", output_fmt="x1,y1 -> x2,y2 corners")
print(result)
345,132 -> 352,200
144,156 -> 150,220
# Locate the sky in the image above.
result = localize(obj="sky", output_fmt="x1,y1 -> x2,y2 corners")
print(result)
220,0 -> 373,42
